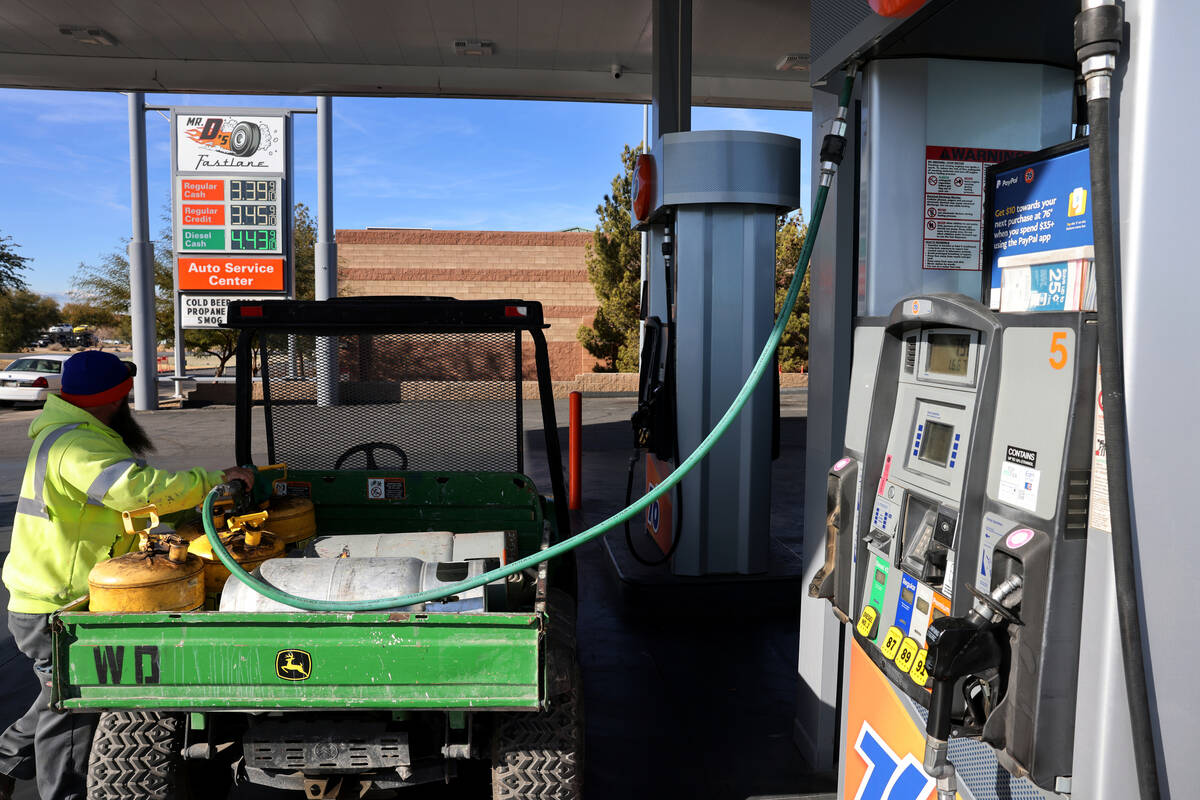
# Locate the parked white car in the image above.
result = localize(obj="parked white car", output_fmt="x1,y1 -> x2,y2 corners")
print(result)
0,354 -> 71,405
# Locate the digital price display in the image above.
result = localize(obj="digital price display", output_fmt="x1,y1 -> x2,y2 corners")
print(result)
231,229 -> 277,251
176,176 -> 283,254
229,179 -> 277,202
927,332 -> 971,376
230,204 -> 277,227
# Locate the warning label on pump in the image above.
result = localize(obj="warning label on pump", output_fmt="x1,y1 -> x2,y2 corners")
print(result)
923,145 -> 1026,271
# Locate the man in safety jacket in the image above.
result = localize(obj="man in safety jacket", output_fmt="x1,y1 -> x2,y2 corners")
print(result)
0,350 -> 253,800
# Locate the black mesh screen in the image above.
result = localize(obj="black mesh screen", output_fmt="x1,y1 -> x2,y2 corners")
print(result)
258,331 -> 522,472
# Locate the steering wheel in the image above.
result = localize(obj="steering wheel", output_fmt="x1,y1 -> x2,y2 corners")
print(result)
333,442 -> 409,471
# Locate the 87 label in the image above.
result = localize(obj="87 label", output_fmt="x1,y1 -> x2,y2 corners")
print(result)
881,627 -> 903,661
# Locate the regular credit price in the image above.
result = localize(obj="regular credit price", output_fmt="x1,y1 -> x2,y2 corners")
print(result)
230,204 -> 277,227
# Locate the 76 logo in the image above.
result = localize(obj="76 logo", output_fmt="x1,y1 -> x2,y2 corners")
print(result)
853,722 -> 936,800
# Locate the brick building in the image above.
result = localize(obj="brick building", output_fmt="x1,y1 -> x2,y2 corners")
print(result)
337,228 -> 602,382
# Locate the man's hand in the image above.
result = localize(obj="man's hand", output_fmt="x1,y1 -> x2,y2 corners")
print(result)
221,466 -> 256,489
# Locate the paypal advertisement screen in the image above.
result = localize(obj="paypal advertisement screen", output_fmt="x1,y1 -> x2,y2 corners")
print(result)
988,145 -> 1095,310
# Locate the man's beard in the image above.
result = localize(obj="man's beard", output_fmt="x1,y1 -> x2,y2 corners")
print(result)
109,398 -> 155,455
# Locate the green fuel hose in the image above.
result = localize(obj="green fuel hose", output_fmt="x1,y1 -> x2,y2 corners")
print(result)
203,71 -> 857,612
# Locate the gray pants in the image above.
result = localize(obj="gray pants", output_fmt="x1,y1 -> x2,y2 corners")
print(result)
0,612 -> 96,800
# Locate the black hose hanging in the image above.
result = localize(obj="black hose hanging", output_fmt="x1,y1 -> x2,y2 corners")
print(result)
1077,2 -> 1162,796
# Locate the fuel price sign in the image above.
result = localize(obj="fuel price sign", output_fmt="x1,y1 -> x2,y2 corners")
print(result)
176,177 -> 284,255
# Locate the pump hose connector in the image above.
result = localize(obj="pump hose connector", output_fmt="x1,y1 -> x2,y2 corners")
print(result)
819,64 -> 857,187
1075,1 -> 1122,101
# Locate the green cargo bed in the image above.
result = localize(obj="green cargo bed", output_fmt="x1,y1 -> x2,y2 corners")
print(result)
53,606 -> 543,712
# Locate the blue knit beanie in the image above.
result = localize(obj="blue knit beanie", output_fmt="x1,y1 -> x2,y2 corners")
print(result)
60,351 -> 133,408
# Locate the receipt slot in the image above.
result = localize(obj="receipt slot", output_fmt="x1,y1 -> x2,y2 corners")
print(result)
814,293 -> 1097,795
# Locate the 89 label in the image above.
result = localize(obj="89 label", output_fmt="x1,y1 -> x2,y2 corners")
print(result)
895,638 -> 920,674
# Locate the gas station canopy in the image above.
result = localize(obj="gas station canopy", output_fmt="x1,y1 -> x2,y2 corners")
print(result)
0,0 -> 813,109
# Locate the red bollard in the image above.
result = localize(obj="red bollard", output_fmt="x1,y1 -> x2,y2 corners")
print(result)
568,391 -> 582,510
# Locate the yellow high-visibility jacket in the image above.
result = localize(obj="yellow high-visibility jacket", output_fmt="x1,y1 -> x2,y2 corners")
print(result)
3,395 -> 225,613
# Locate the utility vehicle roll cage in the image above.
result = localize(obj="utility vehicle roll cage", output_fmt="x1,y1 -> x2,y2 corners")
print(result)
224,295 -> 570,543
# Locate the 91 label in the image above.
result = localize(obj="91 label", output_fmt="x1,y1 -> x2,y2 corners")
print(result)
909,650 -> 930,687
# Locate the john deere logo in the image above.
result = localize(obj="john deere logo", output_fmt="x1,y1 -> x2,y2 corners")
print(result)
276,649 -> 312,681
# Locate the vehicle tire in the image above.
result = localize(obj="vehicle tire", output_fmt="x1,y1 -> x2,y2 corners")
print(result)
87,711 -> 186,800
490,663 -> 583,800
228,122 -> 261,157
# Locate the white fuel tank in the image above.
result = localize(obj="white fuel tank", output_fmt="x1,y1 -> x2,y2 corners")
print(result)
305,531 -> 510,563
218,556 -> 502,613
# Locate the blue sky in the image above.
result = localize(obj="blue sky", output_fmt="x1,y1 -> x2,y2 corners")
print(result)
0,88 -> 811,298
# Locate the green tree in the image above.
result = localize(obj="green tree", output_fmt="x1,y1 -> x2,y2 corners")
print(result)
0,291 -> 59,351
774,213 -> 811,371
70,234 -> 175,344
61,302 -> 119,329
292,203 -> 316,301
0,232 -> 31,296
578,144 -> 643,373
185,327 -> 237,376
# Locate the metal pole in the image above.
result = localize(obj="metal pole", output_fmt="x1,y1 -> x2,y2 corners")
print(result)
172,288 -> 185,399
315,96 -> 338,405
127,92 -> 157,411
316,96 -> 336,301
639,105 -> 649,366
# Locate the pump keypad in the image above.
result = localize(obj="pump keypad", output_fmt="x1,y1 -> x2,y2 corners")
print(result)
881,626 -> 904,661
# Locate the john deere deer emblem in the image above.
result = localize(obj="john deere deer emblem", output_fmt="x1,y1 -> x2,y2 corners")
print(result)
276,649 -> 312,681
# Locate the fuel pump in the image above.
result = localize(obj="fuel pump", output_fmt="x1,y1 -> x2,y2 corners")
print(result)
627,130 -> 804,575
626,213 -> 683,565
814,291 -> 1098,795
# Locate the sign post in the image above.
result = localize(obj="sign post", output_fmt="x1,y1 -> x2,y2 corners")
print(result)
170,108 -> 294,395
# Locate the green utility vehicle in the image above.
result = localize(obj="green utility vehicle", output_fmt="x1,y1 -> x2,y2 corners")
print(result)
52,297 -> 582,799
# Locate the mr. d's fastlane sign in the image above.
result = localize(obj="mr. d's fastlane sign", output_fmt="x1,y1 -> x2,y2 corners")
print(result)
171,108 -> 293,329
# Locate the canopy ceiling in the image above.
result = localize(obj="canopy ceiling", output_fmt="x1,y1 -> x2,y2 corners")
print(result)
0,0 -> 814,109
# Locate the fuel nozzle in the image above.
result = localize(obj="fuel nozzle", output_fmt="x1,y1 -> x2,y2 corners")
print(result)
921,575 -> 1023,799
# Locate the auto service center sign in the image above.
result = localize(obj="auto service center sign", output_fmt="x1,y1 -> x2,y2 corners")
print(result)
171,108 -> 292,328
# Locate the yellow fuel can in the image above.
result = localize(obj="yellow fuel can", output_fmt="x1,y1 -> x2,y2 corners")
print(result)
188,511 -> 285,606
263,496 -> 317,549
88,506 -> 205,612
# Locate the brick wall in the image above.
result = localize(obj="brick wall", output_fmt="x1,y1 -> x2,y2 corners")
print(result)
337,229 -> 600,381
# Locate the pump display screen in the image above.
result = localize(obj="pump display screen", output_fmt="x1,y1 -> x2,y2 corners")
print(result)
918,421 -> 955,466
927,333 -> 971,376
